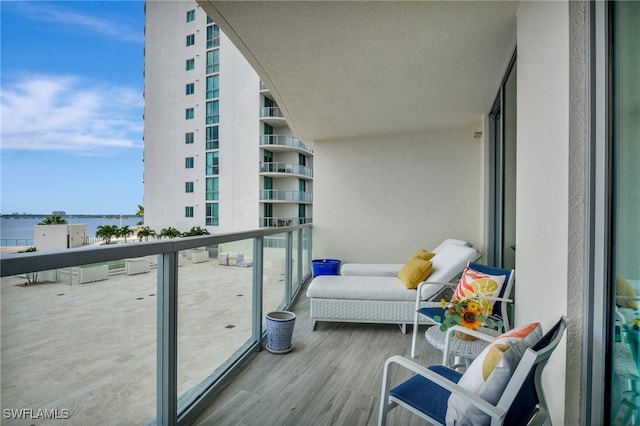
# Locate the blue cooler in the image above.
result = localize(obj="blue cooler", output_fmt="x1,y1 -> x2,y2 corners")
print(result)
312,259 -> 341,277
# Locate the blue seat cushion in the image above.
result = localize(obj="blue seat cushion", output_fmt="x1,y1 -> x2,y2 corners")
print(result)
417,306 -> 446,322
389,365 -> 462,423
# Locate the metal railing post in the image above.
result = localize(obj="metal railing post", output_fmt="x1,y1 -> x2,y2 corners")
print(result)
157,251 -> 179,426
297,229 -> 304,287
285,231 -> 293,306
252,237 -> 264,347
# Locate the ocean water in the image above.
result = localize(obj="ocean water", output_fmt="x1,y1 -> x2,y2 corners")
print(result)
0,217 -> 141,246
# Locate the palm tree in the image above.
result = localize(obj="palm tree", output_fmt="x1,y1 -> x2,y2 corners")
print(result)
117,226 -> 133,243
96,225 -> 118,245
159,227 -> 181,239
182,226 -> 210,237
135,204 -> 144,225
38,214 -> 67,225
136,226 -> 156,242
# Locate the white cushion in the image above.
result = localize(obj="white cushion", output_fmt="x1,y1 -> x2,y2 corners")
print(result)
306,275 -> 416,301
339,239 -> 472,276
307,244 -> 481,302
340,263 -> 404,277
446,322 -> 543,425
432,238 -> 472,253
427,245 -> 481,281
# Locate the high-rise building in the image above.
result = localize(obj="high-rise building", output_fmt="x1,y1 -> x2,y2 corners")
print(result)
143,1 -> 313,234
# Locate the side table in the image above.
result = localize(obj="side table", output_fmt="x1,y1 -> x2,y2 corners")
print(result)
424,325 -> 502,371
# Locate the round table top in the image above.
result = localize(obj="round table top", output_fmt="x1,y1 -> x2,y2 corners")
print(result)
425,325 -> 502,360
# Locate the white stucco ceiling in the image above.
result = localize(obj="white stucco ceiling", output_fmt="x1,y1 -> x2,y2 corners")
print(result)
197,1 -> 519,144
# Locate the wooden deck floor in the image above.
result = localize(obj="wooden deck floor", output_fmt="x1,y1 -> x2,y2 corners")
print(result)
194,288 -> 443,426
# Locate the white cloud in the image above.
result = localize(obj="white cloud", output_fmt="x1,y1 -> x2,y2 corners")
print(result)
1,73 -> 144,154
9,2 -> 144,44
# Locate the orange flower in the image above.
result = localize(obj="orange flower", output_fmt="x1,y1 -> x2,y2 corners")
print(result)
460,302 -> 482,330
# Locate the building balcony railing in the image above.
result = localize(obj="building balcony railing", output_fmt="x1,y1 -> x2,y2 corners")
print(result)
260,135 -> 314,154
259,107 -> 284,119
260,190 -> 313,203
259,162 -> 313,178
0,224 -> 313,425
260,217 -> 313,228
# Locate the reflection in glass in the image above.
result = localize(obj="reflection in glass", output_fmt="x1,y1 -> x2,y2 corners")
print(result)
610,3 -> 640,424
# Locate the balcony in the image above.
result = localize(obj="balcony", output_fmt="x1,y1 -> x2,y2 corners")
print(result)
260,217 -> 313,228
261,190 -> 313,203
260,135 -> 314,154
0,225 -> 312,425
259,80 -> 271,99
259,161 -> 313,179
259,107 -> 287,127
191,287 -> 442,425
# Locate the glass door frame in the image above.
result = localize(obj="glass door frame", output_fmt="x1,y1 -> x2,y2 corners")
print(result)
488,51 -> 517,269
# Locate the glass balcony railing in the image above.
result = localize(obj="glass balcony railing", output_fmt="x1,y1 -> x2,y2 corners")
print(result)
260,217 -> 313,228
260,190 -> 313,203
0,225 -> 312,425
259,135 -> 314,154
259,107 -> 284,119
259,162 -> 313,178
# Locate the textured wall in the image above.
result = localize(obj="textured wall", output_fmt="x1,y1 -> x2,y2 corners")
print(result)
566,1 -> 588,424
516,1 -> 570,423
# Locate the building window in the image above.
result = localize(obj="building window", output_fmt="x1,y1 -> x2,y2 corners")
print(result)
206,177 -> 219,200
185,157 -> 194,169
186,58 -> 195,71
185,132 -> 194,144
206,75 -> 219,99
206,24 -> 220,48
206,203 -> 219,226
206,100 -> 219,124
186,9 -> 195,22
206,151 -> 219,175
299,153 -> 306,166
185,108 -> 194,120
185,206 -> 194,218
186,34 -> 195,46
206,126 -> 219,150
206,49 -> 220,74
186,83 -> 195,95
207,16 -> 213,24
185,182 -> 194,193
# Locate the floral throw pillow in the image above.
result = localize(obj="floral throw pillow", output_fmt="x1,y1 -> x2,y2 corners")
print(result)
452,266 -> 507,315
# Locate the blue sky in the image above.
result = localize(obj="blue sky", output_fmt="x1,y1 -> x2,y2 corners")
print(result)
1,1 -> 145,215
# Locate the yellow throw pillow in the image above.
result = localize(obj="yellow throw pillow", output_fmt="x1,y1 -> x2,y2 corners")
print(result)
407,249 -> 436,263
616,274 -> 638,309
398,258 -> 433,289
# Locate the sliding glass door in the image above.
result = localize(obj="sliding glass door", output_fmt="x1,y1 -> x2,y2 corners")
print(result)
609,2 -> 640,424
489,54 -> 517,270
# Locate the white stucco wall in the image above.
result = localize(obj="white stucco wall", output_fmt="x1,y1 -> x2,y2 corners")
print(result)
218,33 -> 260,232
516,1 -> 570,423
313,128 -> 484,263
34,225 -> 69,252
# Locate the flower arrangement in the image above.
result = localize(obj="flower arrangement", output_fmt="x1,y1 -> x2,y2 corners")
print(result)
434,297 -> 503,337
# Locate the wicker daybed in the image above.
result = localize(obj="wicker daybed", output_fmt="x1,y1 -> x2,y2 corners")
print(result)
306,242 -> 481,333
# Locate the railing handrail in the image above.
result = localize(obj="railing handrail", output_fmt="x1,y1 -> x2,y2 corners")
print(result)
259,162 -> 313,177
259,135 -> 314,154
0,224 -> 311,277
259,106 -> 284,118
